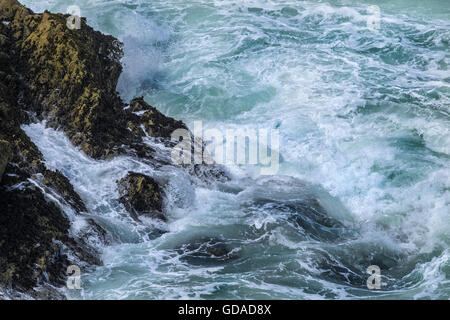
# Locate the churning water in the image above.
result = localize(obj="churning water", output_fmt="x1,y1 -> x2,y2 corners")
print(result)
21,0 -> 449,299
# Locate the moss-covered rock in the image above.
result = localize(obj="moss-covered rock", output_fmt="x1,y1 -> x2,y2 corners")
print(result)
0,1 -> 102,296
0,0 -> 128,158
40,169 -> 87,213
0,0 -> 187,159
118,172 -> 166,222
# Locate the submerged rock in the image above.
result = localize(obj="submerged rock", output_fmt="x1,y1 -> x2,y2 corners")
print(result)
118,172 -> 166,222
130,97 -> 188,139
74,218 -> 113,262
285,198 -> 351,242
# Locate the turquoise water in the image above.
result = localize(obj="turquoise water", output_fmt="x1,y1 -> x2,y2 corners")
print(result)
22,0 -> 449,299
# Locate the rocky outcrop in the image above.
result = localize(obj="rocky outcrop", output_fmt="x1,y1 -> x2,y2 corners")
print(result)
0,0 -> 187,159
118,172 -> 166,222
0,0 -> 151,297
176,237 -> 237,266
130,97 -> 188,139
0,0 -> 225,298
0,186 -> 88,297
1,0 -> 125,159
0,140 -> 12,182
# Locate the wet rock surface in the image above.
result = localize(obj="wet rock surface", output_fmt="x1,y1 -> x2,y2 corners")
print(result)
0,186 -> 98,295
40,169 -> 87,213
176,237 -> 237,266
118,172 -> 166,222
0,140 -> 12,182
1,0 -> 188,160
0,0 -> 187,297
75,218 -> 114,261
130,97 -> 188,140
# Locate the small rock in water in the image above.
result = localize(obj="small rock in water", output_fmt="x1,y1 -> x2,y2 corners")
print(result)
117,171 -> 166,222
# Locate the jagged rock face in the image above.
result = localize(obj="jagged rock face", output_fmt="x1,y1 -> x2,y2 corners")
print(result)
0,0 -> 128,159
0,0 -> 114,296
0,186 -> 72,291
0,184 -> 101,298
0,0 -> 184,296
39,169 -> 87,213
176,237 -> 237,266
0,0 -> 188,159
130,97 -> 188,139
118,172 -> 166,222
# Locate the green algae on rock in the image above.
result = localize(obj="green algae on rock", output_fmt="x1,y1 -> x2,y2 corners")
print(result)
0,0 -> 125,297
1,0 -> 128,159
130,97 -> 188,139
0,0 -> 223,298
118,172 -> 166,222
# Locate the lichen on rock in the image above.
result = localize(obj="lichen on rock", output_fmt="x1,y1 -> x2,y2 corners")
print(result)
0,140 -> 12,182
118,172 -> 166,222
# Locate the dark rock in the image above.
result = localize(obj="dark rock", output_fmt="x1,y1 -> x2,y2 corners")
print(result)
0,0 -> 128,159
130,97 -> 188,139
40,169 -> 87,213
0,0 -> 105,296
0,186 -> 89,292
285,198 -> 353,242
86,218 -> 113,246
250,195 -> 352,242
315,253 -> 366,288
176,237 -> 236,266
0,0 -> 188,160
0,0 -> 226,298
118,172 -> 166,222
74,218 -> 113,261
188,163 -> 230,183
0,140 -> 12,182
